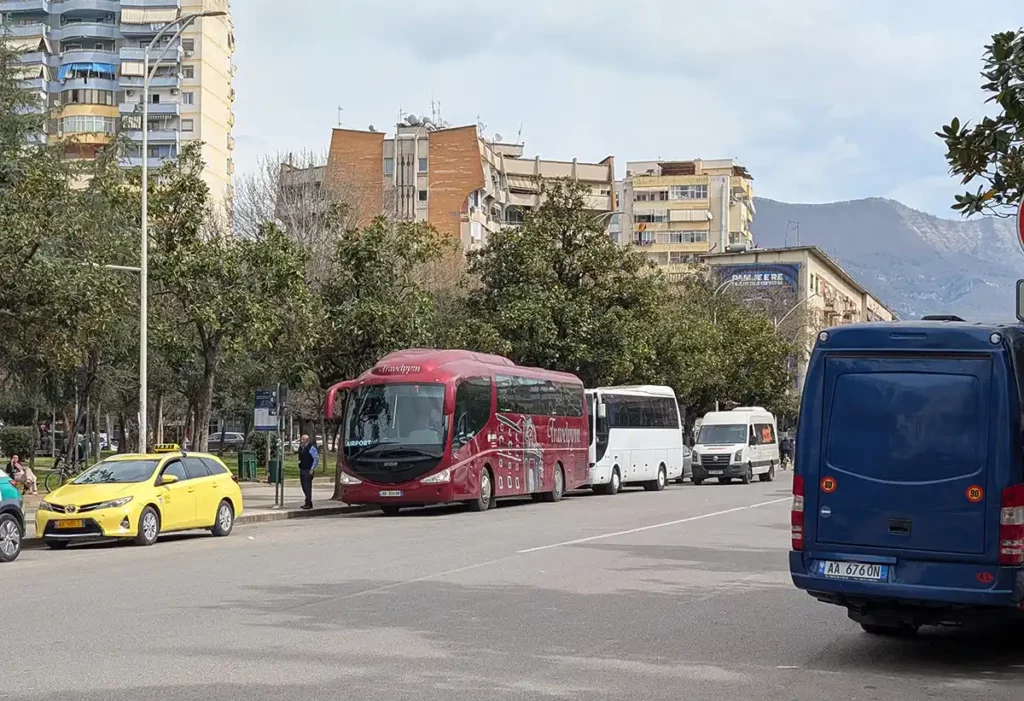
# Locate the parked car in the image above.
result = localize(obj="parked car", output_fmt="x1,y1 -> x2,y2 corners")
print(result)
207,432 -> 245,452
675,445 -> 694,484
38,444 -> 243,549
0,472 -> 25,562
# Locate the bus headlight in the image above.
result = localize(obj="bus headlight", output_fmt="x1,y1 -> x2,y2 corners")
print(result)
338,472 -> 362,485
421,468 -> 452,485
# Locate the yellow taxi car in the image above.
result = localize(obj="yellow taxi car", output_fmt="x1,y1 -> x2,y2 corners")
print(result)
37,444 -> 244,550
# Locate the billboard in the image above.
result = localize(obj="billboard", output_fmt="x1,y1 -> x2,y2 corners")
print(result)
716,263 -> 801,290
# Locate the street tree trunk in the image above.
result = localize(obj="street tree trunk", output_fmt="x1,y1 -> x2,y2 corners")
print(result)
193,336 -> 222,453
155,392 -> 164,445
30,404 -> 39,472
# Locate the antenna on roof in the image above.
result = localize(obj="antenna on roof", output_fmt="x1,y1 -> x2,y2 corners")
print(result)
337,106 -> 343,127
515,122 -> 523,146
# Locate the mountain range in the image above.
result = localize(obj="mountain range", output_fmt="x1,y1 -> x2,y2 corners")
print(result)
749,197 -> 1022,322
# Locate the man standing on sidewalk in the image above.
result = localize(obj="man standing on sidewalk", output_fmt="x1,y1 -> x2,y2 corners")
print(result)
299,434 -> 319,510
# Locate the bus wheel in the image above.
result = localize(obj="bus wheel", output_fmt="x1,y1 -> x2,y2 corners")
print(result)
469,468 -> 493,512
645,465 -> 667,492
598,467 -> 620,496
759,462 -> 776,483
544,465 -> 565,503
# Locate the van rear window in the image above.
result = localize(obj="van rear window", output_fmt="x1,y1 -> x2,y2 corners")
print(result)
826,372 -> 985,482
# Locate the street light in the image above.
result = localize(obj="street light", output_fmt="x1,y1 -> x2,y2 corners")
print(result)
139,10 -> 226,451
711,278 -> 737,411
774,293 -> 820,331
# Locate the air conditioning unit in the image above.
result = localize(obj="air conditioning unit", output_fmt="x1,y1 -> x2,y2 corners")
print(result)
126,90 -> 135,96
170,88 -> 179,95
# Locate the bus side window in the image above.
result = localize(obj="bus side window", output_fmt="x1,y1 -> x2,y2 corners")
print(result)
454,378 -> 492,447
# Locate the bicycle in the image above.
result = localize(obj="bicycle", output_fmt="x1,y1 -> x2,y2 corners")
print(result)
44,455 -> 85,493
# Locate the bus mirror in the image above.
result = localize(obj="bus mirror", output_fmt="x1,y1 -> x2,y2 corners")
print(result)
597,403 -> 607,419
1017,279 -> 1024,323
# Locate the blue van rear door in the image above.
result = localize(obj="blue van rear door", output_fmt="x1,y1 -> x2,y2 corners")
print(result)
817,354 -> 991,556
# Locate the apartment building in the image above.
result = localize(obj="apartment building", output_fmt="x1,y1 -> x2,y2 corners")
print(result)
1,0 -> 235,204
287,115 -> 616,249
705,246 -> 896,392
617,159 -> 755,281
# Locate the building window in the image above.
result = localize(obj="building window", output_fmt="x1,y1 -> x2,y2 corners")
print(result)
418,190 -> 428,202
62,89 -> 114,106
669,184 -> 708,200
383,157 -> 394,176
669,252 -> 688,265
634,210 -> 668,224
182,92 -> 195,105
505,207 -> 525,225
59,115 -> 117,135
659,230 -> 708,244
182,39 -> 195,53
182,119 -> 194,132
183,65 -> 195,79
418,157 -> 428,173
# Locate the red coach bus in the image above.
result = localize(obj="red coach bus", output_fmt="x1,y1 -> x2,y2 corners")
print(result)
324,349 -> 589,515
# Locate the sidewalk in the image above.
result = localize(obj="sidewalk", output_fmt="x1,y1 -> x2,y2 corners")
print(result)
20,478 -> 369,545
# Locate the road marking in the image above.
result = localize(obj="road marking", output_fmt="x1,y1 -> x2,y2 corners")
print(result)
517,497 -> 792,554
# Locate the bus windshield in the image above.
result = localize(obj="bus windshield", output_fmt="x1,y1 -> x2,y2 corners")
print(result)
344,383 -> 447,461
697,424 -> 747,445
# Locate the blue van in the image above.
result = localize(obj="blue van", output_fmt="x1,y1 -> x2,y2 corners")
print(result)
790,320 -> 1024,635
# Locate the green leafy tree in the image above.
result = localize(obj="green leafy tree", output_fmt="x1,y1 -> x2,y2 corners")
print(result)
149,144 -> 314,451
938,29 -> 1024,216
309,217 -> 449,496
465,179 -> 664,386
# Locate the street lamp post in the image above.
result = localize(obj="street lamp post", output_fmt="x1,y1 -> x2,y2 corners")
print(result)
711,278 -> 737,411
138,10 -> 225,451
774,293 -> 820,331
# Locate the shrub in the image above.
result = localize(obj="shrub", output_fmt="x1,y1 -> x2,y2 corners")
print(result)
246,432 -> 279,467
0,426 -> 35,460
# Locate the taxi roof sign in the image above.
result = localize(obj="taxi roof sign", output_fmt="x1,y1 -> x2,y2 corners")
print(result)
153,443 -> 181,453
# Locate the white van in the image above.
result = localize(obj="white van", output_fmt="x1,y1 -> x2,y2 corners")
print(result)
586,386 -> 687,494
692,407 -> 779,485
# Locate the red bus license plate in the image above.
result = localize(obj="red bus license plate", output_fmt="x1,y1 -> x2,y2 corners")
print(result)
378,490 -> 402,498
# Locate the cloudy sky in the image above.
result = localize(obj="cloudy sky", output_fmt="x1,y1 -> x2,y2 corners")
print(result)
231,0 -> 1017,218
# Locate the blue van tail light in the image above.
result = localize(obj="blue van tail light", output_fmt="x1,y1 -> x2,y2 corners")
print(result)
999,484 -> 1024,565
792,475 -> 805,550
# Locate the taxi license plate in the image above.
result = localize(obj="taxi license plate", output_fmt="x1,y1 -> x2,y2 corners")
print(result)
55,519 -> 84,529
818,560 -> 888,582
708,470 -> 724,476
379,490 -> 402,498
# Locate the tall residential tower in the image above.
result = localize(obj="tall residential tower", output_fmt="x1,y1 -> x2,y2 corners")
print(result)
1,0 -> 235,203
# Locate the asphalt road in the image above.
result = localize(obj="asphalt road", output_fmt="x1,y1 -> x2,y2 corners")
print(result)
3,472 -> 1023,700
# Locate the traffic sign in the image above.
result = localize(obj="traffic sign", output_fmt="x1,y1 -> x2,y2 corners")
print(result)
1018,198 -> 1024,254
254,387 -> 279,432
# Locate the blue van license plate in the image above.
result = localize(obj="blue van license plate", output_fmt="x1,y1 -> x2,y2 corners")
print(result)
818,561 -> 888,581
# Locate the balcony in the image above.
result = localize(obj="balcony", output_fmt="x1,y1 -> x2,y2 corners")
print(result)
7,22 -> 49,37
119,0 -> 181,6
18,52 -> 60,68
56,22 -> 120,42
60,49 -> 118,65
61,76 -> 118,92
119,42 -> 183,63
119,73 -> 181,89
52,0 -> 120,14
123,129 -> 180,144
121,156 -> 170,169
0,1 -> 52,11
120,101 -> 180,116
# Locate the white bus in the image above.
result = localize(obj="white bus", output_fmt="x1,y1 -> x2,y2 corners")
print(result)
585,386 -> 688,495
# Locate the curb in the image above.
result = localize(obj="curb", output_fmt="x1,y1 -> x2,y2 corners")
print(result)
19,503 -> 376,552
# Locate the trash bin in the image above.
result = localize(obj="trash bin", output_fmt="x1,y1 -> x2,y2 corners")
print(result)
268,458 -> 282,484
237,451 -> 258,482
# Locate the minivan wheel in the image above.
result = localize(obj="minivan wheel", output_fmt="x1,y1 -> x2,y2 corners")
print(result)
741,464 -> 753,484
760,462 -> 776,483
